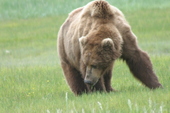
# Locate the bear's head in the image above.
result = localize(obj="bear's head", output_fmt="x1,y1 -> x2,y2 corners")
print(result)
79,35 -> 122,86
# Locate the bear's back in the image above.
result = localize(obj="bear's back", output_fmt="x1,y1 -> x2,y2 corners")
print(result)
58,0 -> 128,71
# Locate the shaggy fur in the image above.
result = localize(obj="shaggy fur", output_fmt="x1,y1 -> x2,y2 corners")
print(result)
57,0 -> 162,95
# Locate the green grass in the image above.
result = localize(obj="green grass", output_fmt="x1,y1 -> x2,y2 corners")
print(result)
1,0 -> 170,20
0,0 -> 170,112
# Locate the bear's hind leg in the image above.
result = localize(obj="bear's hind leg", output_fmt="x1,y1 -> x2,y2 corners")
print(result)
104,70 -> 116,92
92,77 -> 106,92
61,62 -> 88,95
92,70 -> 116,93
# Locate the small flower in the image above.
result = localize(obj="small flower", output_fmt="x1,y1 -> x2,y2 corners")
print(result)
5,50 -> 10,54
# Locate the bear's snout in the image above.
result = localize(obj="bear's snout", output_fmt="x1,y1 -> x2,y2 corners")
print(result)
84,74 -> 99,86
84,79 -> 93,85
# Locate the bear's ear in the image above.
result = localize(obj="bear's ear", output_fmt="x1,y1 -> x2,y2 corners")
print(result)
101,38 -> 114,49
79,36 -> 87,47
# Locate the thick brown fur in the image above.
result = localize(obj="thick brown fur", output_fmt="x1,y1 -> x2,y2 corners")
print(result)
57,0 -> 162,95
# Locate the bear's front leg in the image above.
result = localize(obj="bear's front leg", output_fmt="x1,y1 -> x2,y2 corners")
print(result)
61,62 -> 89,95
120,30 -> 162,89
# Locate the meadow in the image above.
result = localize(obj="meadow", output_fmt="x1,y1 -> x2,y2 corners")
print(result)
0,0 -> 170,112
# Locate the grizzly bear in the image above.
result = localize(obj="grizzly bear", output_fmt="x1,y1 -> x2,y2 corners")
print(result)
57,0 -> 162,95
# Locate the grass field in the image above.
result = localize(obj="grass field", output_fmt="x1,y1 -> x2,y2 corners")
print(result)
0,0 -> 170,112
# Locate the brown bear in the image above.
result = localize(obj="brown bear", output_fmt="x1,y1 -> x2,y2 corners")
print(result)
57,0 -> 162,95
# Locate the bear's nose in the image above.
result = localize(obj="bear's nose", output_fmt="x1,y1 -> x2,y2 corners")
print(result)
84,79 -> 93,85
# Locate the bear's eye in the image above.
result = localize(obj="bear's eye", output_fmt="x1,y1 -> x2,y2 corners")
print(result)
91,65 -> 97,69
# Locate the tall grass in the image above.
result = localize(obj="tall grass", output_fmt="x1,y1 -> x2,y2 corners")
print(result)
0,0 -> 170,112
